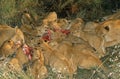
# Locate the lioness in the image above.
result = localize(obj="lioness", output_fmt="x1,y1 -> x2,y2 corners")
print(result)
96,19 -> 120,47
40,38 -> 105,79
101,11 -> 120,21
15,46 -> 47,79
40,41 -> 75,78
70,18 -> 105,58
72,19 -> 120,58
0,25 -> 15,47
42,12 -> 57,26
56,41 -> 105,70
0,26 -> 24,57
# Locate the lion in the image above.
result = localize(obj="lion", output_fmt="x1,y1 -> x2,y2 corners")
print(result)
31,48 -> 47,79
0,25 -> 15,47
14,46 -> 47,79
42,12 -> 70,30
11,26 -> 25,45
40,38 -> 105,79
56,40 -> 105,70
83,21 -> 99,33
42,12 -> 57,26
69,18 -> 105,58
96,19 -> 120,47
15,24 -> 47,78
78,19 -> 120,57
57,18 -> 70,29
0,25 -> 26,70
101,11 -> 120,21
0,26 -> 24,57
40,41 -> 75,79
9,58 -> 21,71
0,40 -> 16,56
6,42 -> 47,79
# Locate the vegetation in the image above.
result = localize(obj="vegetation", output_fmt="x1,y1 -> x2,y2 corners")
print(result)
0,0 -> 120,25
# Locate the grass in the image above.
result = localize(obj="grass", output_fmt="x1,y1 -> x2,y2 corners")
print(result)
0,59 -> 33,79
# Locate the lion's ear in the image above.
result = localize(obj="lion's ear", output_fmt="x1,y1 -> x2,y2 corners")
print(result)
15,26 -> 19,33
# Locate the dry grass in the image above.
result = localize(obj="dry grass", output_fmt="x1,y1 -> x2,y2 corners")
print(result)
0,58 -> 33,79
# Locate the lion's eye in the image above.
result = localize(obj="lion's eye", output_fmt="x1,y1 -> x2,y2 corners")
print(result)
8,40 -> 12,43
104,26 -> 109,31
